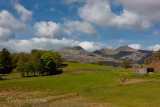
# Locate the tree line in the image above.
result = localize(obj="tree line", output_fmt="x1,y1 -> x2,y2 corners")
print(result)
0,48 -> 63,76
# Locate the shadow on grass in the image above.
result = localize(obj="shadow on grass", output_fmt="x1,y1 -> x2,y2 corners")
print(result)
60,64 -> 68,68
0,69 -> 64,80
0,77 -> 5,80
25,69 -> 64,78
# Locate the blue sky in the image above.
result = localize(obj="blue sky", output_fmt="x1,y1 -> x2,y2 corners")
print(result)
0,0 -> 160,52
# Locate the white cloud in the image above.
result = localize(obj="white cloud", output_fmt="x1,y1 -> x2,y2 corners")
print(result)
80,41 -> 101,52
0,38 -> 104,52
78,0 -> 152,30
0,10 -> 26,31
148,45 -> 160,51
153,31 -> 159,35
0,27 -> 15,41
0,10 -> 27,41
34,21 -> 62,39
129,44 -> 142,50
14,3 -> 33,22
116,0 -> 160,23
63,20 -> 98,37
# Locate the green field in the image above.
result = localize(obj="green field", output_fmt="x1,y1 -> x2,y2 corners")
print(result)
0,62 -> 160,107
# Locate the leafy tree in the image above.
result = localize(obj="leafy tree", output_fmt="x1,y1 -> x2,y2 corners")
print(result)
19,52 -> 30,62
16,60 -> 25,77
30,52 -> 42,76
11,53 -> 21,69
121,60 -> 131,69
39,53 -> 56,75
0,51 -> 2,72
96,61 -> 103,65
0,48 -> 12,74
16,52 -> 31,76
24,62 -> 34,76
50,52 -> 63,69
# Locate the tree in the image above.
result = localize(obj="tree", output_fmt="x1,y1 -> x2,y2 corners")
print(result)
96,61 -> 103,65
50,52 -> 63,69
16,60 -> 25,77
39,53 -> 56,75
0,48 -> 12,74
121,60 -> 131,69
23,62 -> 34,76
30,52 -> 42,76
0,51 -> 2,72
11,53 -> 21,69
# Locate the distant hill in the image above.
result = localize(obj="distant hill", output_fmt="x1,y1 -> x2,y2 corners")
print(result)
58,46 -> 153,67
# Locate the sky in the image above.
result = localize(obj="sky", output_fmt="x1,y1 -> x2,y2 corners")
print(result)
0,0 -> 160,52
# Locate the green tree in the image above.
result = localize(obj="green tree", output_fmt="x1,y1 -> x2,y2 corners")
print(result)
0,51 -> 2,72
16,52 -> 31,76
24,62 -> 34,76
11,53 -> 21,69
0,48 -> 12,74
50,52 -> 63,69
30,52 -> 42,76
121,60 -> 131,69
96,61 -> 103,65
16,60 -> 25,76
39,53 -> 56,75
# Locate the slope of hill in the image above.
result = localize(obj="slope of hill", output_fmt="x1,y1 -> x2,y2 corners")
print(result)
145,50 -> 160,64
147,61 -> 160,71
58,46 -> 153,67
144,50 -> 160,70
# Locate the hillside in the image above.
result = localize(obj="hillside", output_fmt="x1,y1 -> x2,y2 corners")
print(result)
58,46 -> 153,67
145,50 -> 160,64
145,50 -> 160,70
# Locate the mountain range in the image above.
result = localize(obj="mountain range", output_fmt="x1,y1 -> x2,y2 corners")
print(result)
58,46 -> 153,67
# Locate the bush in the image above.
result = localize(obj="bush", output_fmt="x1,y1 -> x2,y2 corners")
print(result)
121,60 -> 131,69
96,61 -> 103,65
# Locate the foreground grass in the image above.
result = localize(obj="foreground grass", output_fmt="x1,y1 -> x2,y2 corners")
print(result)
0,62 -> 160,107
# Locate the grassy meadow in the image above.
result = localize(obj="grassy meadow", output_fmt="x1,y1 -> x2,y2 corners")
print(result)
0,62 -> 160,107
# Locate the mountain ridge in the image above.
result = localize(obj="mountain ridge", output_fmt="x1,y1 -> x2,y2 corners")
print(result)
58,46 -> 153,67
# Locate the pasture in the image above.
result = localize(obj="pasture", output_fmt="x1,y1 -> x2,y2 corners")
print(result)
0,62 -> 160,107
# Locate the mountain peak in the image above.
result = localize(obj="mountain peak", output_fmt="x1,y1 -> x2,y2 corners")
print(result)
61,46 -> 84,50
72,46 -> 84,50
116,46 -> 136,51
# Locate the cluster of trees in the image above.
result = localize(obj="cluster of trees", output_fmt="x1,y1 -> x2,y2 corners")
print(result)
0,48 -> 63,76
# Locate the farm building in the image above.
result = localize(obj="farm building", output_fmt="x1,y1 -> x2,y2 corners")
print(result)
133,68 -> 154,74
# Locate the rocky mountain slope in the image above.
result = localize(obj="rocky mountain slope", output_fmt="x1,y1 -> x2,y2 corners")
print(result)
58,46 -> 153,67
144,50 -> 160,70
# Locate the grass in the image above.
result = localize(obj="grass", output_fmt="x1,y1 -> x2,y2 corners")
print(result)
84,82 -> 160,107
0,73 -> 21,78
0,71 -> 121,92
61,62 -> 118,71
0,62 -> 160,107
